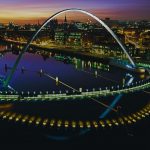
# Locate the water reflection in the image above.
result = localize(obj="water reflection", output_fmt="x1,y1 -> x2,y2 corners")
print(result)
0,42 -> 143,93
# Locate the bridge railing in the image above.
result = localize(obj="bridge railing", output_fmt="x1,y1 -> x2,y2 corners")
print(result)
0,78 -> 149,101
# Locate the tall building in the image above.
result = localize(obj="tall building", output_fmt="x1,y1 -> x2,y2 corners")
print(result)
63,14 -> 68,45
8,22 -> 15,30
64,14 -> 67,24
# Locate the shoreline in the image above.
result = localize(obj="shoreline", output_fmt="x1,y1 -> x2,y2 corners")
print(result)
0,39 -> 110,62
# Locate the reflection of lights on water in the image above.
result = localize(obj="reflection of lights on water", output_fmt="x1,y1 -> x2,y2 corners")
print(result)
139,74 -> 145,79
0,103 -> 13,109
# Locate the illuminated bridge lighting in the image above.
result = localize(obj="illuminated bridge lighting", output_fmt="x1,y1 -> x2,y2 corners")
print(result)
0,78 -> 149,102
0,102 -> 149,129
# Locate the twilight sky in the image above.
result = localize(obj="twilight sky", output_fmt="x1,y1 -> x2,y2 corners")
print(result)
0,0 -> 150,24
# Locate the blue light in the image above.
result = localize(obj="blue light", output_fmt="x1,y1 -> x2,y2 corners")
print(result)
99,74 -> 134,119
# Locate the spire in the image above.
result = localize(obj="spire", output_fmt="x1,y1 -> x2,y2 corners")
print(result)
64,14 -> 67,23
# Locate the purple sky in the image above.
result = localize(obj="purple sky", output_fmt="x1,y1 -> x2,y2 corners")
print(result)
0,0 -> 150,24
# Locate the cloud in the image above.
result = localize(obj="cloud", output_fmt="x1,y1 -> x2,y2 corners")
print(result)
0,0 -> 149,24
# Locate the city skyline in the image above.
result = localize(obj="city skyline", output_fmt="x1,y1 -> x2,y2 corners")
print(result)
0,0 -> 150,24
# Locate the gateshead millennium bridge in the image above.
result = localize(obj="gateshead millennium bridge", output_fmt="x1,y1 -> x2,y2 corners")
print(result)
0,9 -> 150,135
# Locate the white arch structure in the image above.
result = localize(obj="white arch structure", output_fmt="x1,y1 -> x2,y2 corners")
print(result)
3,8 -> 135,87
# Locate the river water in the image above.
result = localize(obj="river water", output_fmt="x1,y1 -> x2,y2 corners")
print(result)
0,41 -> 142,93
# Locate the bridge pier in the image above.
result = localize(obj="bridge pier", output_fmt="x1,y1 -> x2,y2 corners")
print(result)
39,69 -> 43,77
56,77 -> 59,85
95,71 -> 97,77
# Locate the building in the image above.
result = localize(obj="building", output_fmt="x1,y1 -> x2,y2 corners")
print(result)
55,15 -> 82,46
0,23 -> 5,29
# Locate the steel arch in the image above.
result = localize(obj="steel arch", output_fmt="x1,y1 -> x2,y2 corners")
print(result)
3,8 -> 135,87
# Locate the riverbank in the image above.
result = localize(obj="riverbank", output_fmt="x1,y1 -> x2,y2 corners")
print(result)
1,39 -> 110,62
